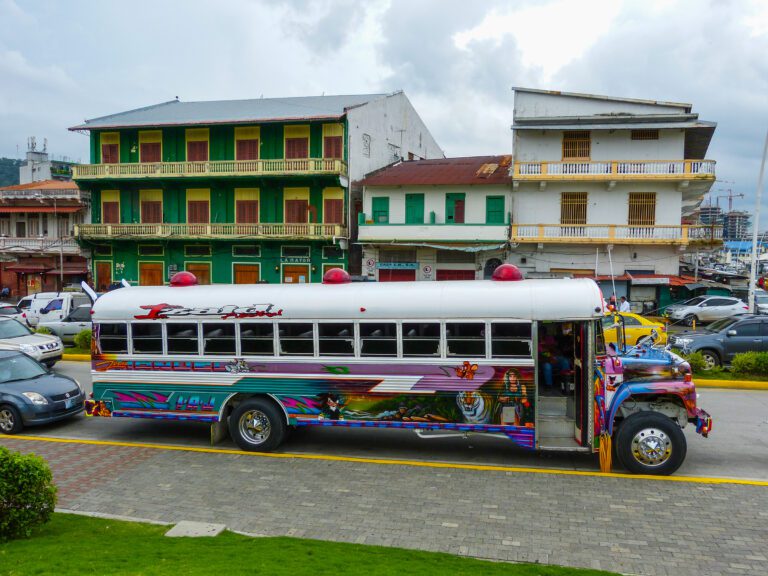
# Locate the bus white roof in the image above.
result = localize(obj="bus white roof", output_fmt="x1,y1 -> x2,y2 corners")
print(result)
91,278 -> 604,322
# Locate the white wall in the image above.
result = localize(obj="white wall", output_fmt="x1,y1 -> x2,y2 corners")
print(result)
514,129 -> 686,163
507,244 -> 680,276
513,181 -> 682,226
513,90 -> 689,119
363,184 -> 511,224
347,92 -> 444,182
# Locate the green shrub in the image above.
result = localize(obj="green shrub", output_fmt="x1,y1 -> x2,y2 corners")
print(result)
35,326 -> 52,335
0,446 -> 57,541
731,351 -> 768,375
683,351 -> 707,373
74,329 -> 92,351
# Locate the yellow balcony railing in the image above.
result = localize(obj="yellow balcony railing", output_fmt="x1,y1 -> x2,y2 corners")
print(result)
75,222 -> 346,240
509,224 -> 722,245
72,158 -> 347,180
513,159 -> 716,180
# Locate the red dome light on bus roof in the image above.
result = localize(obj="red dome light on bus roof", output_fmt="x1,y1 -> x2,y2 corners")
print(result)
170,271 -> 198,287
491,264 -> 524,281
322,268 -> 351,284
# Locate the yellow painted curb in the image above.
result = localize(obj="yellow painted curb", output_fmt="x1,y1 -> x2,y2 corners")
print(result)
6,435 -> 768,487
61,354 -> 91,362
696,379 -> 768,390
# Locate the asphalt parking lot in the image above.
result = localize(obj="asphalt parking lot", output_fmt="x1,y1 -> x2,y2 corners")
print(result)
15,361 -> 768,481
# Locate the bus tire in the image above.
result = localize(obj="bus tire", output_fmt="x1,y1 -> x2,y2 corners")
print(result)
229,398 -> 286,452
615,411 -> 686,475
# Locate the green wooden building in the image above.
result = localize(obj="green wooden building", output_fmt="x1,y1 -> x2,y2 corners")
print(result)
70,93 -> 443,289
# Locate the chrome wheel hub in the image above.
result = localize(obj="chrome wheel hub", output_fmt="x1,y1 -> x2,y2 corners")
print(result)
239,409 -> 271,445
703,355 -> 717,370
631,427 -> 671,467
0,409 -> 14,432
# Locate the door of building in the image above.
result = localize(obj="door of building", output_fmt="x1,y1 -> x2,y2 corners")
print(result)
95,262 -> 112,291
186,263 -> 211,285
233,264 -> 260,284
378,269 -> 416,282
283,265 -> 309,284
139,263 -> 164,286
436,269 -> 475,281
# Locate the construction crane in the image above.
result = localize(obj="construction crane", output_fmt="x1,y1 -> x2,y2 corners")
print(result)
717,188 -> 744,211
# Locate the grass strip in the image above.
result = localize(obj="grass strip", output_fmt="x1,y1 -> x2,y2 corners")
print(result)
0,513 -> 616,576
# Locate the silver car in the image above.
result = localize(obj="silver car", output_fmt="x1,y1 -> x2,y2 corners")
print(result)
665,296 -> 748,326
0,317 -> 63,367
38,304 -> 92,343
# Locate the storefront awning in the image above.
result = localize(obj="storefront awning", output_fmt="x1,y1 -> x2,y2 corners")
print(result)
47,267 -> 88,275
360,241 -> 507,253
3,263 -> 51,273
683,282 -> 707,290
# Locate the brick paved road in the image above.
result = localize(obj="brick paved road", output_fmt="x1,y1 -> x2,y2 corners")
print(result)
2,437 -> 766,576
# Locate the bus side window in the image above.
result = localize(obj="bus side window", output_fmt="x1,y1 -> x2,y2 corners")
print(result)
240,322 -> 274,356
491,323 -> 532,357
98,323 -> 127,353
402,322 -> 440,357
131,323 -> 163,354
279,323 -> 314,356
446,322 -> 485,357
359,322 -> 397,357
203,323 -> 236,355
167,323 -> 199,354
318,323 -> 354,356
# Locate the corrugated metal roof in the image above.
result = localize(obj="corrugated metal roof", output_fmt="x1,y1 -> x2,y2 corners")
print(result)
0,180 -> 79,191
359,156 -> 512,186
70,93 -> 388,131
512,120 -> 715,130
512,87 -> 692,111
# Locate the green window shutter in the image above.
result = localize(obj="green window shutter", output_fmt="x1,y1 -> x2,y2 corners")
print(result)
445,193 -> 466,224
405,193 -> 424,224
371,197 -> 389,223
486,196 -> 505,224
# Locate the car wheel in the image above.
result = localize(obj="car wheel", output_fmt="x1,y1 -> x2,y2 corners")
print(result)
683,314 -> 697,327
0,404 -> 23,435
228,398 -> 287,452
615,411 -> 686,475
700,349 -> 721,370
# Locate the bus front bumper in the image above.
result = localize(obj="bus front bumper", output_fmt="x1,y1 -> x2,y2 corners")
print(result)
692,408 -> 712,437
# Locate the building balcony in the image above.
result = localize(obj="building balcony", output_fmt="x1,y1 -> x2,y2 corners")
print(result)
0,237 -> 81,254
513,159 -> 716,181
75,222 -> 346,241
358,223 -> 508,243
509,224 -> 722,245
72,158 -> 348,181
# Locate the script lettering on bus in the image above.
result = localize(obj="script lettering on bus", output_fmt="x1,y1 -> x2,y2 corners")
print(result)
134,303 -> 283,320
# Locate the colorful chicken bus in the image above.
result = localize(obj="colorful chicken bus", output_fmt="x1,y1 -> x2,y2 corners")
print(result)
85,266 -> 712,475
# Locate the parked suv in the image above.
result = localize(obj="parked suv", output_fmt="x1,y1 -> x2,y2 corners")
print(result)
665,296 -> 748,326
0,317 -> 63,367
19,292 -> 91,328
38,304 -> 92,343
669,314 -> 768,369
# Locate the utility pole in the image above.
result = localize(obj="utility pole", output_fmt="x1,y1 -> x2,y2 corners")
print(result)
749,130 -> 768,314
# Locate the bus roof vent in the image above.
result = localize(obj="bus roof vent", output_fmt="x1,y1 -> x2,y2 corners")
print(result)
322,268 -> 351,284
170,271 -> 198,287
491,264 -> 524,281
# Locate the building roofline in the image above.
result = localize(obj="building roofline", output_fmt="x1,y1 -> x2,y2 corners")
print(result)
69,93 -> 389,132
511,87 -> 692,112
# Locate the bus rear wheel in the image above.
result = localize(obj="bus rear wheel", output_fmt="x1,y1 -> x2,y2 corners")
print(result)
615,411 -> 686,475
229,398 -> 286,452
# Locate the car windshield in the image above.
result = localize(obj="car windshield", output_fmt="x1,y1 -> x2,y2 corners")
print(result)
706,317 -> 739,332
682,297 -> 707,306
0,354 -> 47,383
0,319 -> 33,339
755,294 -> 768,303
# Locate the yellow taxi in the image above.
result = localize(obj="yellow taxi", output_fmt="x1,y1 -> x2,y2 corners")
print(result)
602,312 -> 668,346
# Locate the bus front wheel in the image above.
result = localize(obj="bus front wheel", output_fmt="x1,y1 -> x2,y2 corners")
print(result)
615,411 -> 686,475
229,398 -> 286,452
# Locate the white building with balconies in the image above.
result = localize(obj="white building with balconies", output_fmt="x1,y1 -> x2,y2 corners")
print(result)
509,87 -> 720,305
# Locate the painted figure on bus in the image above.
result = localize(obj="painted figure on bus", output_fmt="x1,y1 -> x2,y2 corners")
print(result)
456,390 -> 495,424
497,368 -> 533,426
318,393 -> 345,420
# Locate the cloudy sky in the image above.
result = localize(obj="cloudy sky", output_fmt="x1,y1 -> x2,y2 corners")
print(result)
1,0 -> 767,224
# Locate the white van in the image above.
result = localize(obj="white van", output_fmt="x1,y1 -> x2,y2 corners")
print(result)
19,292 -> 92,327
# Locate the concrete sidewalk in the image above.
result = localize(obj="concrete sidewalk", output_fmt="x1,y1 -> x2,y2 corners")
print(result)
2,436 -> 766,576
